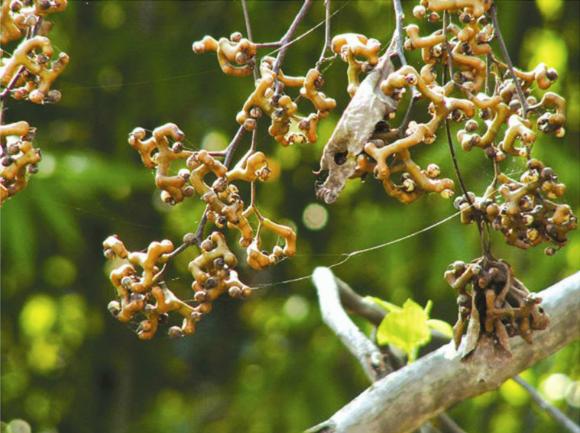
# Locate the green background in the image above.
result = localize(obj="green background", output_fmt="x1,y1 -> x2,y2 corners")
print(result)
1,1 -> 579,432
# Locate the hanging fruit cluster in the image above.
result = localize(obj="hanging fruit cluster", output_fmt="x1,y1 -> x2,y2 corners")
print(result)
313,0 -> 574,354
0,0 -> 69,204
103,120 -> 299,338
104,0 -> 575,349
445,257 -> 549,357
392,0 -> 573,352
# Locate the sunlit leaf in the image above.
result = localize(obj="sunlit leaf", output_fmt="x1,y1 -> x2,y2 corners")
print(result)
427,319 -> 453,339
376,299 -> 431,362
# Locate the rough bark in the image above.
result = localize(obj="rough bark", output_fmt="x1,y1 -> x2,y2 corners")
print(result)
308,271 -> 580,433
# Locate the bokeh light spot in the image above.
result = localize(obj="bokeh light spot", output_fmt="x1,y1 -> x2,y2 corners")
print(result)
100,2 -> 126,29
302,203 -> 328,231
566,381 -> 580,408
43,256 -> 77,288
20,295 -> 57,338
283,295 -> 309,322
535,0 -> 563,20
540,373 -> 571,401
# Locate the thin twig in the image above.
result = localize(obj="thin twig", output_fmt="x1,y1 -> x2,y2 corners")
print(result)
391,0 -> 407,66
437,413 -> 468,433
390,0 -> 421,116
489,4 -> 528,116
334,277 -> 385,326
513,375 -> 580,433
317,0 -> 332,64
272,0 -> 314,95
254,41 -> 283,49
442,11 -> 454,82
440,14 -> 490,256
160,124 -> 247,270
0,99 -> 5,155
396,93 -> 418,138
223,124 -> 246,167
241,0 -> 259,81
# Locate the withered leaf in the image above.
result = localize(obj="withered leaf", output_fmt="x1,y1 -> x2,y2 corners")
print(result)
316,55 -> 398,204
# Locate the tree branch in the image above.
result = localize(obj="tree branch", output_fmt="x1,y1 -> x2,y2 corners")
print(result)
313,267 -> 390,382
307,271 -> 580,433
313,269 -> 467,433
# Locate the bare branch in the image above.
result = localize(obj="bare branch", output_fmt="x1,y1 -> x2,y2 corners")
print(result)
241,0 -> 259,81
316,269 -> 467,432
312,267 -> 390,382
307,271 -> 580,433
391,0 -> 408,66
317,0 -> 332,64
273,0 -> 314,95
513,375 -> 580,433
334,276 -> 385,326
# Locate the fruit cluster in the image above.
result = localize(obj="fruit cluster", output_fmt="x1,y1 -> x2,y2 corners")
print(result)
104,123 -> 297,338
0,0 -> 68,204
445,257 -> 549,355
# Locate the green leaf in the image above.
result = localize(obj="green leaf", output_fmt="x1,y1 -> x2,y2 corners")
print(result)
376,299 -> 431,362
427,319 -> 454,339
366,296 -> 402,313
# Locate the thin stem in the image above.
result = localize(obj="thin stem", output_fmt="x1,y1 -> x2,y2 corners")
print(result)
192,209 -> 209,245
440,13 -> 492,257
438,413 -> 468,433
390,0 -> 421,103
513,376 -> 580,433
161,124 -> 247,268
441,58 -> 471,207
241,0 -> 259,81
443,119 -> 471,203
272,0 -> 313,95
241,0 -> 254,41
442,11 -> 454,82
391,0 -> 408,66
397,94 -> 418,138
224,124 -> 246,167
317,0 -> 332,64
254,41 -> 283,49
489,4 -> 528,116
249,128 -> 257,197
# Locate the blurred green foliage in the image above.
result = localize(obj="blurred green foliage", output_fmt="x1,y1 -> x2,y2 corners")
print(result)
1,1 -> 579,432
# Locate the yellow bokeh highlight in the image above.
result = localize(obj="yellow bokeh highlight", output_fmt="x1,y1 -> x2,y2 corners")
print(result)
535,0 -> 563,20
499,379 -> 529,406
19,295 -> 57,338
523,30 -> 568,86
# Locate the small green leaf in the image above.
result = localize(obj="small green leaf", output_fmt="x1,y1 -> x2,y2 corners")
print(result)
427,319 -> 454,339
366,296 -> 402,313
376,299 -> 431,362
